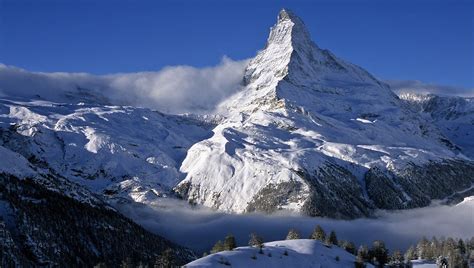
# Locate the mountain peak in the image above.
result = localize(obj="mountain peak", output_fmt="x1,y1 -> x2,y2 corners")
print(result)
267,9 -> 313,48
277,9 -> 300,23
232,9 -> 386,114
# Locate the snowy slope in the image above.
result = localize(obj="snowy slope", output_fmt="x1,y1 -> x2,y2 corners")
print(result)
0,98 -> 212,203
399,93 -> 474,157
185,239 -> 372,268
0,143 -> 196,266
176,9 -> 474,218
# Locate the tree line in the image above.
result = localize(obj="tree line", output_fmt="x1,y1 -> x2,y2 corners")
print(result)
207,225 -> 474,268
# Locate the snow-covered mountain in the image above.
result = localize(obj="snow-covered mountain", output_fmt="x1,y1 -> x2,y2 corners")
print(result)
399,93 -> 474,157
0,98 -> 212,204
185,239 -> 373,268
1,9 -> 472,222
176,9 -> 474,218
0,142 -> 195,266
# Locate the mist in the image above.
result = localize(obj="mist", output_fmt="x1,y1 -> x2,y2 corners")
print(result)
0,57 -> 248,114
117,197 -> 474,254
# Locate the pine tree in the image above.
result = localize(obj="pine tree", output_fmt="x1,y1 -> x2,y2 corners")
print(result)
211,240 -> 225,253
404,245 -> 417,261
416,236 -> 430,259
341,241 -> 356,255
224,234 -> 237,251
468,237 -> 474,251
286,228 -> 300,240
447,249 -> 464,268
371,240 -> 388,266
326,230 -> 338,246
391,249 -> 404,265
155,248 -> 174,268
457,238 -> 466,255
310,225 -> 326,241
356,246 -> 368,268
249,233 -> 264,248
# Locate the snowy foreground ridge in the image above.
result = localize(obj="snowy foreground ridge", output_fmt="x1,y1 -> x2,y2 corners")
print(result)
176,9 -> 474,218
185,239 -> 373,268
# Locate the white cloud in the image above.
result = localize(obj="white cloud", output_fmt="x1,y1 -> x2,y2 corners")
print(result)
386,79 -> 474,97
0,57 -> 249,114
117,197 -> 474,254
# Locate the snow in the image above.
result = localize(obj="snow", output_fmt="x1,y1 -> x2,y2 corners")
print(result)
411,260 -> 437,267
178,9 -> 466,214
0,145 -> 36,177
0,98 -> 212,204
0,8 -> 472,220
400,92 -> 474,157
185,239 -> 371,268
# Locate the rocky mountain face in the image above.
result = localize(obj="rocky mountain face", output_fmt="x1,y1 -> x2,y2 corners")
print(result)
175,9 -> 474,218
0,144 -> 195,267
399,93 -> 474,158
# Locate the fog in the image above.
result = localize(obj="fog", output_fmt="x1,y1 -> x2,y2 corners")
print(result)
0,58 -> 248,114
118,197 -> 474,254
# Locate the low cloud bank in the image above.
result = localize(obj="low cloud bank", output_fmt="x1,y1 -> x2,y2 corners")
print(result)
0,57 -> 248,114
386,79 -> 474,97
118,198 -> 474,254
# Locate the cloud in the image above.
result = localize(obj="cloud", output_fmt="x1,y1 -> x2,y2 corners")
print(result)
106,57 -> 248,114
0,57 -> 249,114
386,79 -> 474,97
117,197 -> 474,254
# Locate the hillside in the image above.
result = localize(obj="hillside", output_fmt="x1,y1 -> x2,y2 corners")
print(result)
185,239 -> 371,268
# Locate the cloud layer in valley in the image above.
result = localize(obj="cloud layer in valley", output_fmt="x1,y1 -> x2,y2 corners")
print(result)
0,57 -> 248,114
118,197 -> 474,254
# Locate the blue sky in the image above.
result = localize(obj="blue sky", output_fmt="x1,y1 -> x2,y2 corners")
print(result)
1,0 -> 473,88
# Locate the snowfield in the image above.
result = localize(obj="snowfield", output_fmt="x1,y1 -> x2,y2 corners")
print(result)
185,239 -> 372,268
0,98 -> 212,204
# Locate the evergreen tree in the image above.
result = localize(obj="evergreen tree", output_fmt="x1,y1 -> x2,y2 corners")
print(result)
431,236 -> 441,258
224,234 -> 237,251
404,245 -> 417,261
468,237 -> 474,251
286,228 -> 300,240
155,248 -> 174,268
211,240 -> 225,253
447,249 -> 464,268
416,236 -> 430,259
443,237 -> 456,257
371,240 -> 388,266
391,249 -> 404,265
326,230 -> 338,245
341,241 -> 356,255
248,233 -> 264,248
358,245 -> 370,262
355,246 -> 368,268
457,238 -> 466,255
310,225 -> 326,241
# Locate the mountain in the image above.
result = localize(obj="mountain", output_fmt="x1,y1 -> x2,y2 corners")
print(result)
175,9 -> 474,218
0,98 -> 212,265
399,93 -> 474,157
0,98 -> 212,203
185,239 -> 374,268
0,144 -> 195,266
